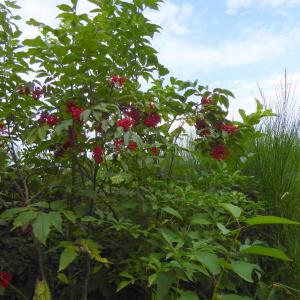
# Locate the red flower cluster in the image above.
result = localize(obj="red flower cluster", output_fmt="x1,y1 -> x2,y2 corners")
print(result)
16,85 -> 30,95
0,272 -> 13,289
67,101 -> 84,122
114,139 -> 124,151
201,97 -> 214,106
114,139 -> 137,151
93,146 -> 105,164
210,145 -> 229,160
143,113 -> 161,128
0,122 -> 5,134
32,87 -> 43,100
195,119 -> 206,130
195,119 -> 211,136
110,75 -> 127,88
39,112 -> 59,126
148,147 -> 159,156
117,118 -> 135,131
123,106 -> 141,122
217,124 -> 238,135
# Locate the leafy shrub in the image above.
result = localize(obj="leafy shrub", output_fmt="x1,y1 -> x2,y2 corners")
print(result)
0,1 -> 297,299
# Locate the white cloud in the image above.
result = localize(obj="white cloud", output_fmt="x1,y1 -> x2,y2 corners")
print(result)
151,26 -> 300,78
18,0 -> 96,39
145,2 -> 194,35
226,0 -> 300,14
222,71 -> 300,117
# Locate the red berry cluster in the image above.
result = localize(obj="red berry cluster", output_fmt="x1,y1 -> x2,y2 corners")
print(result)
114,139 -> 137,151
109,75 -> 127,88
93,146 -> 105,164
16,85 -> 43,100
0,272 -> 13,289
0,122 -> 5,134
195,97 -> 239,160
39,112 -> 59,126
67,101 -> 84,123
117,118 -> 135,131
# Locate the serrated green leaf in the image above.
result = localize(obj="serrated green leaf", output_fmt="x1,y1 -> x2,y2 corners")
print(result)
190,214 -> 212,225
57,273 -> 69,284
32,213 -> 52,245
162,206 -> 183,220
59,248 -> 77,272
116,280 -> 131,293
62,210 -> 76,224
229,261 -> 259,283
240,245 -> 292,261
57,4 -> 73,12
49,212 -> 62,233
194,251 -> 220,276
178,291 -> 199,300
13,211 -> 38,228
245,216 -> 300,225
220,203 -> 242,219
156,272 -> 175,300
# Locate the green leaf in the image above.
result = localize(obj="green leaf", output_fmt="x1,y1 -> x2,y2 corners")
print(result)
156,272 -> 175,300
178,291 -> 199,300
245,216 -> 300,225
13,211 -> 38,228
240,245 -> 292,261
221,295 -> 253,300
194,252 -> 220,275
49,212 -> 62,233
148,273 -> 158,287
229,261 -> 259,283
190,214 -> 212,225
32,213 -> 52,245
59,248 -> 77,271
220,203 -> 242,219
57,4 -> 73,12
62,210 -> 76,224
81,109 -> 91,122
217,223 -> 230,235
30,201 -> 49,209
57,273 -> 69,284
116,281 -> 131,293
0,207 -> 25,220
162,206 -> 183,221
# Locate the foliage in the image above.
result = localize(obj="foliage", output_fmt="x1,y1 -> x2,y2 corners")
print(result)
245,74 -> 300,295
0,1 -> 298,299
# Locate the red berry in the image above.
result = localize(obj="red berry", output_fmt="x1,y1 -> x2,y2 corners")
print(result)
127,140 -> 137,151
117,118 -> 135,131
123,106 -> 141,122
32,87 -> 43,100
93,146 -> 105,164
143,113 -> 161,128
217,124 -> 238,135
0,272 -> 13,289
210,145 -> 229,160
148,147 -> 159,156
46,114 -> 59,126
201,98 -> 214,106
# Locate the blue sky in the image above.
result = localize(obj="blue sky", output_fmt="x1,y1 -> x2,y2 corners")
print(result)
18,0 -> 300,114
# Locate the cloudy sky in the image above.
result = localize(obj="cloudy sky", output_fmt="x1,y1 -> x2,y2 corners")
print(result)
17,0 -> 300,115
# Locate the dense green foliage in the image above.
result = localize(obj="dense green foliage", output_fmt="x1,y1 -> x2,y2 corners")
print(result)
246,77 -> 300,295
0,1 -> 299,299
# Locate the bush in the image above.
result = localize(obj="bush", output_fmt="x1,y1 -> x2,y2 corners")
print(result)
0,1 -> 298,299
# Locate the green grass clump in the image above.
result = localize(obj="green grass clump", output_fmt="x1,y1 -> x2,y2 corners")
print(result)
249,73 -> 300,289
